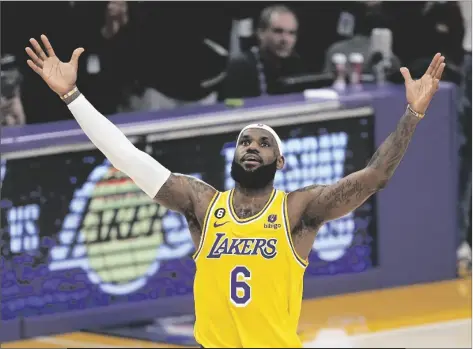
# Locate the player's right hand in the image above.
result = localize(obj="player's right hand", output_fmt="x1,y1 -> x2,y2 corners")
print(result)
25,34 -> 84,96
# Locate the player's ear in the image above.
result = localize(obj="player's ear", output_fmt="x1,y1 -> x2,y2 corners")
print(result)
276,156 -> 285,170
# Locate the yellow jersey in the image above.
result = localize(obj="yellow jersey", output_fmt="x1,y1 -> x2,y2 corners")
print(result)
193,189 -> 308,348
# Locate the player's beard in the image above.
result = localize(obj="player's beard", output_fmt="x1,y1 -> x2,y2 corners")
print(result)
231,159 -> 277,190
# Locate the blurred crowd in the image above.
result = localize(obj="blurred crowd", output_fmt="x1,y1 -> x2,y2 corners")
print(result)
0,1 -> 468,125
1,1 -> 472,268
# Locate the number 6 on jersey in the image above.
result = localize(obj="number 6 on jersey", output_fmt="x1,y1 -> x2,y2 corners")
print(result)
230,266 -> 251,307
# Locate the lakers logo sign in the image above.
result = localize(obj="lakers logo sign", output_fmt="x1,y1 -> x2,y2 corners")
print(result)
49,160 -> 194,295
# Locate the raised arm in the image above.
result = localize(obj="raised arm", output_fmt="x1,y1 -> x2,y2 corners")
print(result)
290,53 -> 446,227
25,35 -> 217,224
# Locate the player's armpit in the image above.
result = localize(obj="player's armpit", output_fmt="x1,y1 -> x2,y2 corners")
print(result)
291,167 -> 381,226
154,173 -> 217,223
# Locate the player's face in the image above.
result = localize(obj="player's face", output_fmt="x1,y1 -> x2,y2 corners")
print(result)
231,129 -> 284,189
235,129 -> 282,169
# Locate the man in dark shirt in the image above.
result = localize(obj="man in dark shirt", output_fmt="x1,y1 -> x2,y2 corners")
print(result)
220,5 -> 306,100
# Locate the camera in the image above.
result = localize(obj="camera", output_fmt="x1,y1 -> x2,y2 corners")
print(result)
1,54 -> 22,99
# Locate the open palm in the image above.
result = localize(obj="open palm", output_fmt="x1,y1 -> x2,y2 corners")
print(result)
400,53 -> 446,115
25,35 -> 84,96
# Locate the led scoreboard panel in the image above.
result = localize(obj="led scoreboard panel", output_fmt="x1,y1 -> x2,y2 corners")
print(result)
1,113 -> 376,321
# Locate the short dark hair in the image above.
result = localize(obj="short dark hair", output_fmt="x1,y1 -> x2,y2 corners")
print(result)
257,4 -> 297,31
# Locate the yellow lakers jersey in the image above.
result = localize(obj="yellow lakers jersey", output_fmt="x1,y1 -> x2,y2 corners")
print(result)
193,189 -> 308,348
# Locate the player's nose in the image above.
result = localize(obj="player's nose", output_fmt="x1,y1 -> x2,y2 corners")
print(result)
246,145 -> 260,154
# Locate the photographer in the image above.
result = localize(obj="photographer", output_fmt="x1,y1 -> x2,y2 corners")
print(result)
0,55 -> 26,126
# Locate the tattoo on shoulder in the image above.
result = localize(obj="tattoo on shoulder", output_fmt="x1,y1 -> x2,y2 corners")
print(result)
154,173 -> 216,214
184,174 -> 217,205
154,173 -> 179,203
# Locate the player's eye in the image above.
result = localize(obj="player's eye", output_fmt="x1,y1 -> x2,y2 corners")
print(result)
261,142 -> 270,147
241,140 -> 250,146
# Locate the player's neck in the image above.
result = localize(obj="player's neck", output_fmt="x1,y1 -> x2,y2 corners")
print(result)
234,182 -> 274,199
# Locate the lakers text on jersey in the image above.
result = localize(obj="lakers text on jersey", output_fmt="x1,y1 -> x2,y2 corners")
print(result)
193,189 -> 308,348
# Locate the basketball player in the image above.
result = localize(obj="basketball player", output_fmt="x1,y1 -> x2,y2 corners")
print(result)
26,35 -> 445,348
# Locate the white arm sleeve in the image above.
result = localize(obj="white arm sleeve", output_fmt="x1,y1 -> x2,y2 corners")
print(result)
67,94 -> 171,198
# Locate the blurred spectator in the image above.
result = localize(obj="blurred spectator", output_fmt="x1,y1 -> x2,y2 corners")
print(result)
1,1 -> 105,124
101,1 -> 130,41
95,1 -> 144,114
457,0 -> 471,270
220,5 -> 307,100
224,2 -> 354,74
294,2 -> 370,73
322,1 -> 401,78
0,2 -> 468,121
386,1 -> 464,83
133,3 -> 231,111
0,54 -> 26,126
420,1 -> 464,67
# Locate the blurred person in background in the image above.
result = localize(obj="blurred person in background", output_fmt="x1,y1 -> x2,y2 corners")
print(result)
0,54 -> 26,126
388,1 -> 464,84
457,0 -> 471,274
1,1 -> 104,123
322,1 -> 401,78
220,5 -> 307,100
1,1 -> 176,120
133,3 -> 231,111
295,1 -> 362,73
225,2 -> 361,77
96,1 -> 144,114
419,1 -> 464,69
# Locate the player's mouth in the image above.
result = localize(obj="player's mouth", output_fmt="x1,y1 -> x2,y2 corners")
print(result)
241,155 -> 262,166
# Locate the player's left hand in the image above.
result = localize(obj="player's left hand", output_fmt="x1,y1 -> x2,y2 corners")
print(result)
400,53 -> 445,115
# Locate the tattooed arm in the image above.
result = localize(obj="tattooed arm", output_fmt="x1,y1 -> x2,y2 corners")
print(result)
290,107 -> 421,229
367,108 -> 421,187
154,174 -> 217,224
